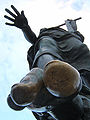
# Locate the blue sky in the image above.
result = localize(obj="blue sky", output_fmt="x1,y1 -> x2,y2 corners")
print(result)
0,0 -> 90,120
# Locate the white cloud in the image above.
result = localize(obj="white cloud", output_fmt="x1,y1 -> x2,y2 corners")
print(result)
71,0 -> 85,11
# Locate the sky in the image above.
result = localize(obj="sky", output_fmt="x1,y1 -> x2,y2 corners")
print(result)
0,0 -> 90,120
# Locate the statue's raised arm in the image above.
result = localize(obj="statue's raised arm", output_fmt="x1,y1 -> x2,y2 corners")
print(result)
4,5 -> 37,44
4,5 -> 28,28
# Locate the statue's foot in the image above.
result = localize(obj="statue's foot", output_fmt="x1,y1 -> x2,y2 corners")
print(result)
43,60 -> 82,97
11,68 -> 44,106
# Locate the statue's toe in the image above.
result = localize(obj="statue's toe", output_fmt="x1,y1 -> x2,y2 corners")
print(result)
43,60 -> 82,98
11,83 -> 38,106
11,68 -> 44,106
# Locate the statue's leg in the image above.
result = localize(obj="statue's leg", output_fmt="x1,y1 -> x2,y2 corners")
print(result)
37,54 -> 55,69
35,55 -> 83,120
10,68 -> 44,106
9,37 -> 59,107
36,55 -> 83,120
35,38 -> 83,119
36,54 -> 81,98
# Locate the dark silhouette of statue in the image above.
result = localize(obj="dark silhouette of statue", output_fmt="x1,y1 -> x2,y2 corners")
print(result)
4,5 -> 90,120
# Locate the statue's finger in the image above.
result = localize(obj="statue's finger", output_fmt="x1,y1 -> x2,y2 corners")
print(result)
5,22 -> 15,26
4,15 -> 15,22
5,8 -> 16,18
11,5 -> 20,16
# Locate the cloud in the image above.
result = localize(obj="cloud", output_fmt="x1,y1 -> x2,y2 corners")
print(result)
71,0 -> 85,11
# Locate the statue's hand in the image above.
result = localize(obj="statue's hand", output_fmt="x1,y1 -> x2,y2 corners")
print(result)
4,5 -> 28,29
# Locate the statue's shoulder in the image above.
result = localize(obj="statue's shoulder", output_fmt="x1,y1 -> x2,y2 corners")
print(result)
39,27 -> 68,37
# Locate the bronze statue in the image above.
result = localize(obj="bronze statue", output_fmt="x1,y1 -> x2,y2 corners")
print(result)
5,5 -> 90,120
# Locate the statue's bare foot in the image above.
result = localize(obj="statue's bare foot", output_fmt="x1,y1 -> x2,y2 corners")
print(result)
11,68 -> 44,106
43,60 -> 82,98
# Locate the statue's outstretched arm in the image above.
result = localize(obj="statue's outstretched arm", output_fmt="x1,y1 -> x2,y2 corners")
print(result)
4,5 -> 37,44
